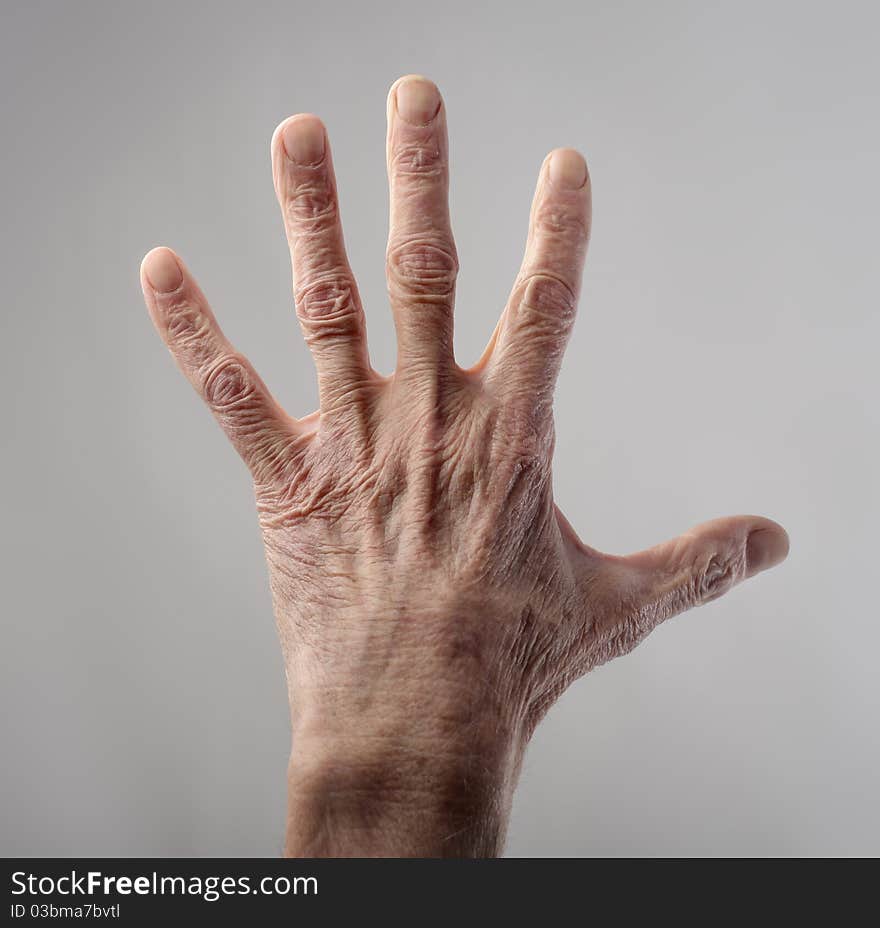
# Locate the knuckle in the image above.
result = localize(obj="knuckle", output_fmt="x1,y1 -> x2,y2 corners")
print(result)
492,401 -> 554,474
164,299 -> 210,345
693,550 -> 744,604
390,141 -> 445,179
533,199 -> 589,241
518,273 -> 577,329
295,276 -> 362,338
386,238 -> 458,296
286,175 -> 338,226
203,355 -> 255,410
162,300 -> 217,367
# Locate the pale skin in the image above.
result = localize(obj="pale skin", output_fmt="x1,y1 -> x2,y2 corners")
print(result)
140,75 -> 789,857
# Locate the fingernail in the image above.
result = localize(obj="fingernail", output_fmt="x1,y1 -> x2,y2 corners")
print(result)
548,149 -> 588,190
745,528 -> 790,577
142,247 -> 183,293
395,76 -> 441,126
281,115 -> 325,165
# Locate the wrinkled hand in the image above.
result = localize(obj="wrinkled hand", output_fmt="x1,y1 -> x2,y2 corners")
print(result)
140,75 -> 788,857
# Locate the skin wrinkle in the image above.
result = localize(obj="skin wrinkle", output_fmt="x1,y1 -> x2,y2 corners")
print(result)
390,142 -> 445,177
386,240 -> 458,297
139,76 -> 790,858
287,177 -> 338,225
296,276 -> 358,316
203,355 -> 252,408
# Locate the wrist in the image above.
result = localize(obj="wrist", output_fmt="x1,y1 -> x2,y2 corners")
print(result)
284,736 -> 521,858
275,600 -> 538,856
284,695 -> 527,857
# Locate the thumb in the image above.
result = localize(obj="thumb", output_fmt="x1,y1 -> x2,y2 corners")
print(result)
608,515 -> 789,632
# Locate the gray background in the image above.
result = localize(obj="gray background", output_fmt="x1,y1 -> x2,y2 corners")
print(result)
2,0 -> 877,856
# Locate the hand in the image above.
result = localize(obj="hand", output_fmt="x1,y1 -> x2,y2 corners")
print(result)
140,74 -> 789,857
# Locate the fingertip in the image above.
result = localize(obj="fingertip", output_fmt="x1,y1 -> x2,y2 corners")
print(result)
388,73 -> 437,98
141,246 -> 183,294
275,113 -> 327,166
745,519 -> 790,578
547,148 -> 589,191
389,74 -> 442,126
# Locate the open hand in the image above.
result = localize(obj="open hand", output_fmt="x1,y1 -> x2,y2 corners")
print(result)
140,74 -> 789,857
